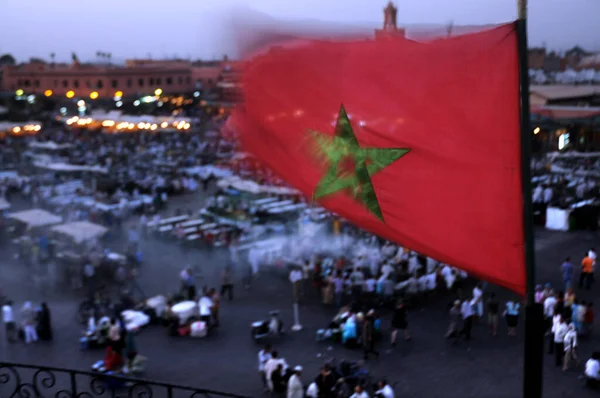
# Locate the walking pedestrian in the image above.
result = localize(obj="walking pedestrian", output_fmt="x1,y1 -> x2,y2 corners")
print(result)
487,293 -> 499,336
460,298 -> 474,341
21,302 -> 38,344
257,344 -> 272,391
554,315 -> 568,367
504,300 -> 520,337
561,257 -> 574,290
2,300 -> 16,343
563,323 -> 580,371
220,265 -> 234,301
580,252 -> 594,290
446,300 -> 462,342
390,300 -> 410,346
363,310 -> 379,360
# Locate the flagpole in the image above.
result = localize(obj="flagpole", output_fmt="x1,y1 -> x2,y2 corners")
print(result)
517,2 -> 544,398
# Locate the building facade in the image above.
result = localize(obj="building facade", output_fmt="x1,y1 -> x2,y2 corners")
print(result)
0,59 -> 224,98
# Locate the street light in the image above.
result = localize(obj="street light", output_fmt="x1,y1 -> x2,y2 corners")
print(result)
66,91 -> 75,99
533,127 -> 540,135
44,90 -> 53,97
114,90 -> 123,98
154,88 -> 163,96
15,89 -> 24,96
77,100 -> 86,107
90,91 -> 99,100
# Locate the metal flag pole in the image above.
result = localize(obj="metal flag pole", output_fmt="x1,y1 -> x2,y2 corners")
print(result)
517,1 -> 545,398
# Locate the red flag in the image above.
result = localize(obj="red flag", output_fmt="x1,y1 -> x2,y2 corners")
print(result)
233,23 -> 525,294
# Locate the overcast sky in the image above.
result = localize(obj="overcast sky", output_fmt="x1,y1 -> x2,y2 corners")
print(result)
1,0 -> 598,63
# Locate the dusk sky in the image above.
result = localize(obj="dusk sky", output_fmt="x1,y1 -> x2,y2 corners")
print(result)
1,0 -> 598,63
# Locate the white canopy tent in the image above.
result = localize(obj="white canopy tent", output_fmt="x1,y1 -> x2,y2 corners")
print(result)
51,221 -> 108,243
217,176 -> 300,196
8,209 -> 63,228
0,198 -> 10,211
29,141 -> 73,151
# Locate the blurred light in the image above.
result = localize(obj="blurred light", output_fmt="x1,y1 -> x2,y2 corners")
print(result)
116,101 -> 123,108
144,123 -> 151,129
12,127 -> 21,133
33,125 -> 41,132
160,122 -> 168,128
154,88 -> 163,96
133,100 -> 140,106
200,100 -> 206,106
114,91 -> 123,98
102,120 -> 115,127
184,123 -> 191,130
193,91 -> 200,98
15,89 -> 24,96
27,95 -> 35,104
59,107 -> 67,115
77,100 -> 85,107
157,101 -> 163,107
128,123 -> 134,129
533,127 -> 540,135
66,90 -> 75,99
44,90 -> 53,97
150,124 -> 158,131
141,96 -> 155,103
137,123 -> 145,129
90,91 -> 99,100
77,106 -> 87,113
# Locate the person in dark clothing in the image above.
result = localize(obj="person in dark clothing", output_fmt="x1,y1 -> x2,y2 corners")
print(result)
37,302 -> 52,341
220,266 -> 234,301
390,300 -> 410,346
487,293 -> 500,336
363,311 -> 379,360
270,364 -> 286,395
315,366 -> 337,398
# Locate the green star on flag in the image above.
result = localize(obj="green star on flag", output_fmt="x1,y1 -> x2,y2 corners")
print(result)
310,104 -> 410,222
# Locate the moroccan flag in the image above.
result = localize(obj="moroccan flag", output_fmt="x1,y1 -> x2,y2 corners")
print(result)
232,23 -> 525,294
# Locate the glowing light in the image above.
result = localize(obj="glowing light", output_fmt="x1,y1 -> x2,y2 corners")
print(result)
90,91 -> 99,100
116,101 -> 123,108
144,123 -> 151,129
184,123 -> 191,130
12,127 -> 21,133
137,123 -> 145,129
27,95 -> 35,104
133,100 -> 140,106
15,89 -> 24,96
102,120 -> 115,127
60,107 -> 67,115
33,125 -> 41,132
114,91 -> 123,98
150,124 -> 158,131
77,100 -> 85,107
157,101 -> 163,107
193,91 -> 200,98
533,127 -> 540,135
160,122 -> 168,128
128,123 -> 134,129
66,90 -> 75,99
154,88 -> 163,96
44,90 -> 53,97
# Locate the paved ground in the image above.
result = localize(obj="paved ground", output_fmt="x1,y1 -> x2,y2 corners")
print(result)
0,189 -> 599,398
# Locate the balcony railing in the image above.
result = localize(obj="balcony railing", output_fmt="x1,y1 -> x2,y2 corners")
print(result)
0,362 -> 252,398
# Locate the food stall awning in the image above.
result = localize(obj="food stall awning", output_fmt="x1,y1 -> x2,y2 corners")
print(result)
531,106 -> 600,120
217,176 -> 300,196
51,221 -> 108,243
8,209 -> 63,228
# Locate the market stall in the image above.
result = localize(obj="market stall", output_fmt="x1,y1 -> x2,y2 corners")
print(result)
51,221 -> 109,244
8,209 -> 63,229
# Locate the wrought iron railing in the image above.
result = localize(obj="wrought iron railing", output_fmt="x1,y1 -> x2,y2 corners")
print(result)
0,362 -> 252,398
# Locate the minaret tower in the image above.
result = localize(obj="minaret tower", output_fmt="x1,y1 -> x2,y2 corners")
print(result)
375,2 -> 406,39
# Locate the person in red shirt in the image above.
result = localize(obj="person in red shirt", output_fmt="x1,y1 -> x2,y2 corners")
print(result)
584,303 -> 595,337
